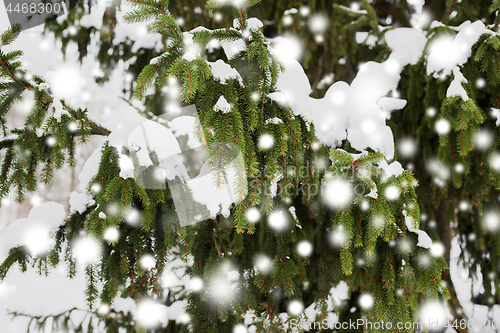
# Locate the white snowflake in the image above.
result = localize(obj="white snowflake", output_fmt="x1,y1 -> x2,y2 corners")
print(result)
308,14 -> 329,34
73,236 -> 101,264
434,119 -> 451,135
384,185 -> 400,201
254,254 -> 273,274
136,299 -> 168,328
233,324 -> 248,333
323,179 -> 353,209
140,254 -> 156,270
489,153 -> 500,171
288,300 -> 304,315
474,129 -> 493,150
483,211 -> 500,232
297,240 -> 313,257
358,293 -> 374,309
267,210 -> 288,230
125,207 -> 141,226
103,227 -> 119,242
258,133 -> 274,149
397,138 -> 417,158
246,207 -> 261,223
430,243 -> 445,257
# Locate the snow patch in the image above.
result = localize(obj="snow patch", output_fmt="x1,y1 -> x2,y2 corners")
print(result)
427,21 -> 490,75
447,66 -> 469,100
214,96 -> 232,113
3,202 -> 66,256
69,191 -> 95,214
208,59 -> 243,85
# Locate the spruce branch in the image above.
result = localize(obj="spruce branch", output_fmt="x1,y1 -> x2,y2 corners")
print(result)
360,0 -> 392,52
60,100 -> 111,136
443,0 -> 459,24
1,24 -> 21,46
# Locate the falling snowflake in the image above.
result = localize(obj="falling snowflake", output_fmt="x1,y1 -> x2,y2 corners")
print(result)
282,15 -> 293,26
483,211 -> 500,232
254,254 -> 273,274
48,65 -> 85,104
153,166 -> 168,182
103,227 -> 119,242
454,163 -> 464,173
23,225 -> 53,256
323,179 -> 353,209
308,14 -> 329,34
288,300 -> 304,315
98,304 -> 110,315
250,91 -> 260,102
397,138 -> 418,158
419,302 -> 447,331
45,136 -> 57,147
267,210 -> 288,230
73,236 -> 102,264
125,207 -> 141,227
384,58 -> 401,74
489,153 -> 500,172
271,36 -> 303,62
91,183 -> 102,194
189,277 -> 204,292
179,313 -> 191,324
417,253 -> 431,268
140,254 -> 156,270
233,324 -> 247,333
330,225 -> 346,247
350,2 -> 361,11
476,77 -> 486,89
136,299 -> 168,329
106,202 -> 119,216
207,262 -> 239,303
430,243 -> 445,257
246,207 -> 261,223
258,133 -> 274,149
29,194 -> 43,206
297,240 -> 313,257
372,215 -> 385,229
359,293 -> 374,309
299,6 -> 310,17
426,107 -> 437,117
384,185 -> 400,201
398,238 -> 412,255
458,200 -> 469,212
474,129 -> 493,150
434,119 -> 451,134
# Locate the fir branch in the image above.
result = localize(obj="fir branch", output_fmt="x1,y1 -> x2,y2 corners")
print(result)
1,24 -> 21,46
443,0 -> 459,24
0,246 -> 26,280
60,100 -> 110,136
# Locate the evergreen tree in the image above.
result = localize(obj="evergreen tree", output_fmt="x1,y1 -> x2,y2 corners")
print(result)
1,0 -> 500,332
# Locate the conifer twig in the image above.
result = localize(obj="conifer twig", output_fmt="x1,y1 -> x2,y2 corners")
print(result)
360,0 -> 392,52
60,100 -> 111,136
0,51 -> 110,137
0,58 -> 29,88
443,0 -> 459,24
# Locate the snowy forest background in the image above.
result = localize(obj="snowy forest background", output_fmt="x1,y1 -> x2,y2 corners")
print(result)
1,0 -> 500,332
